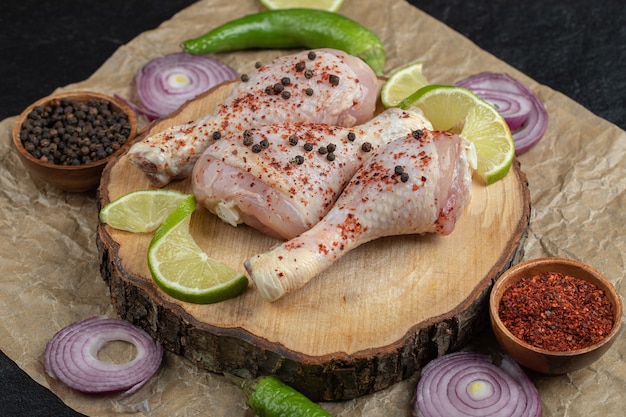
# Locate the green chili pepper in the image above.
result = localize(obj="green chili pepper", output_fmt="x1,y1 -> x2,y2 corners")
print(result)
224,373 -> 333,417
181,9 -> 386,76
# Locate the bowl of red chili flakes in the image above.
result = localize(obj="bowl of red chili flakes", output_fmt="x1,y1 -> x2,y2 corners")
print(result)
489,257 -> 622,375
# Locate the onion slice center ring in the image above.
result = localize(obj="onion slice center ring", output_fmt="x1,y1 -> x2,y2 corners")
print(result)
44,316 -> 164,395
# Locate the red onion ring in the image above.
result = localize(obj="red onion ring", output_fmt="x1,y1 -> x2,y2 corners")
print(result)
44,316 -> 163,395
133,52 -> 238,120
413,351 -> 541,417
456,72 -> 548,155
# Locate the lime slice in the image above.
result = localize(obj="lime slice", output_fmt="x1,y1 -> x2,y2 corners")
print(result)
259,0 -> 344,11
400,84 -> 514,184
380,62 -> 429,108
148,195 -> 248,304
99,189 -> 190,233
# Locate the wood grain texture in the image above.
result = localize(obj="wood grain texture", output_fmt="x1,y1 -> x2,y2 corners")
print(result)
96,81 -> 531,401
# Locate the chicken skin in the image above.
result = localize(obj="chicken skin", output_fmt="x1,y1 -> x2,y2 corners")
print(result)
127,49 -> 379,186
191,108 -> 432,240
244,130 -> 477,301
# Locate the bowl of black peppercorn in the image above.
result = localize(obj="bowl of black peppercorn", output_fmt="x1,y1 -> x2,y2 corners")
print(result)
12,91 -> 138,192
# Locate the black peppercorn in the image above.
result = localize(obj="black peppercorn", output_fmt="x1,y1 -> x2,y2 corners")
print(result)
394,165 -> 404,175
318,146 -> 328,155
304,142 -> 314,152
326,152 -> 335,161
305,88 -> 314,96
281,90 -> 291,99
347,132 -> 356,141
243,130 -> 253,146
329,74 -> 340,86
281,77 -> 291,86
240,74 -> 249,82
251,144 -> 262,153
212,131 -> 222,140
288,135 -> 299,146
295,61 -> 306,72
307,51 -> 317,60
326,143 -> 336,153
412,129 -> 423,139
260,139 -> 269,149
293,155 -> 305,165
304,70 -> 314,79
18,96 -> 131,166
361,142 -> 372,152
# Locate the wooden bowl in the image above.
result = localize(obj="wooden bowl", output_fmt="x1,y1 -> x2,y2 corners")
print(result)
12,91 -> 137,192
489,257 -> 622,375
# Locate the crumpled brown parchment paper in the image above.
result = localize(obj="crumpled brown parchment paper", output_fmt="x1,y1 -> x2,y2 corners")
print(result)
1,0 -> 624,415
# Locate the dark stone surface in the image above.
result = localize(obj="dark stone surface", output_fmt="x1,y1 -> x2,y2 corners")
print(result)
1,0 -> 624,414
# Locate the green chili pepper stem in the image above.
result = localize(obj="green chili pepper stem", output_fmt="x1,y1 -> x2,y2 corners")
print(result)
181,9 -> 386,76
224,372 -> 259,401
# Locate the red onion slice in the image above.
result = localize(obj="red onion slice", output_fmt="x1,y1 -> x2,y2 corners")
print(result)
44,316 -> 163,395
413,351 -> 541,417
456,72 -> 548,155
133,52 -> 238,120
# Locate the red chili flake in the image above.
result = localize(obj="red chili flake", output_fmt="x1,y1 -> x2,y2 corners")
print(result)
498,271 -> 614,351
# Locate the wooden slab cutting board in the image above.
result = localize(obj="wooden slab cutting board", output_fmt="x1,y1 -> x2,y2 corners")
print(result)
97,81 -> 531,401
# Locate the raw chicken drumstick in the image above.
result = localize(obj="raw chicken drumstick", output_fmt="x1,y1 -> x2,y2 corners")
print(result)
127,49 -> 379,186
244,129 -> 477,301
192,108 -> 432,240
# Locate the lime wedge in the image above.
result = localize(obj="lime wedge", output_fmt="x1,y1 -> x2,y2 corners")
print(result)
260,0 -> 344,11
99,189 -> 190,233
400,84 -> 514,184
148,195 -> 248,304
381,62 -> 429,108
